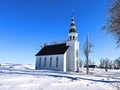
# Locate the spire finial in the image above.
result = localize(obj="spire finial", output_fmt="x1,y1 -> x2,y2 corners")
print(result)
72,10 -> 74,16
69,11 -> 76,33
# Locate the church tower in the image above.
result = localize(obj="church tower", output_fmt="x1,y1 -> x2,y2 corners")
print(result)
66,16 -> 79,71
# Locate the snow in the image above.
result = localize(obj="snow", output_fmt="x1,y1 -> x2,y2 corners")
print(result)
0,64 -> 120,90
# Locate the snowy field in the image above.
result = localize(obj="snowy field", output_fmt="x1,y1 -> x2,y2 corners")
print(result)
0,63 -> 120,90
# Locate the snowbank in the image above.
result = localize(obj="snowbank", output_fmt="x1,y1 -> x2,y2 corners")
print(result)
0,64 -> 120,90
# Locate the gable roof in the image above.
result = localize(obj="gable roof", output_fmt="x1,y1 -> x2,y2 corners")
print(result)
35,43 -> 69,56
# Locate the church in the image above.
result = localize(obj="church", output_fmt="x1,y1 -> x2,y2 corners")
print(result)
35,16 -> 80,72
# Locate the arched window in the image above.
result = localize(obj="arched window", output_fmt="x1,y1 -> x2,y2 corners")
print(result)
56,57 -> 59,67
73,36 -> 75,40
50,57 -> 52,67
44,57 -> 46,67
39,57 -> 41,67
70,36 -> 72,40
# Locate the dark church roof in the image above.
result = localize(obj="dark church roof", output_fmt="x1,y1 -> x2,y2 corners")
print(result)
35,43 -> 69,56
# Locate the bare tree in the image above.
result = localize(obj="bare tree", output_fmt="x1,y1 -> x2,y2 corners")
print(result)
44,43 -> 47,46
114,57 -> 120,69
105,58 -> 109,72
53,41 -> 58,45
84,33 -> 93,74
103,0 -> 120,47
99,58 -> 110,70
108,60 -> 113,69
99,59 -> 103,68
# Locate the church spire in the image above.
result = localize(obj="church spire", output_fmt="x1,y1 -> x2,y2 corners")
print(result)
68,14 -> 78,41
69,16 -> 77,33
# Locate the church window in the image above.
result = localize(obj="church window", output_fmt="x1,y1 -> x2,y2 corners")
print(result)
73,36 -> 75,40
56,57 -> 59,67
50,57 -> 52,67
44,57 -> 46,67
70,36 -> 72,40
39,57 -> 41,67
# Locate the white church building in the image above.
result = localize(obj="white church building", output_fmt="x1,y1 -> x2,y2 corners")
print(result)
35,16 -> 79,72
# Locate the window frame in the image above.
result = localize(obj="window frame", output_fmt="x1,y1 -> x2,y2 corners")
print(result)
50,57 -> 52,67
44,57 -> 47,67
39,57 -> 41,67
56,56 -> 59,67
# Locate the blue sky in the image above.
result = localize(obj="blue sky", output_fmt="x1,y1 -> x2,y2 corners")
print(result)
0,0 -> 120,64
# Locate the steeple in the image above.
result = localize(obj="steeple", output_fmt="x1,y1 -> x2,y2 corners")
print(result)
69,16 -> 77,33
66,14 -> 79,72
68,16 -> 78,41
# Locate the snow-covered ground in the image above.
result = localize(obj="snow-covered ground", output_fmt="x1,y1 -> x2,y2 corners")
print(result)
0,63 -> 120,90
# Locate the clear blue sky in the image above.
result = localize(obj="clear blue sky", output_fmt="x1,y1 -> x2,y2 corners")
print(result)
0,0 -> 120,64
